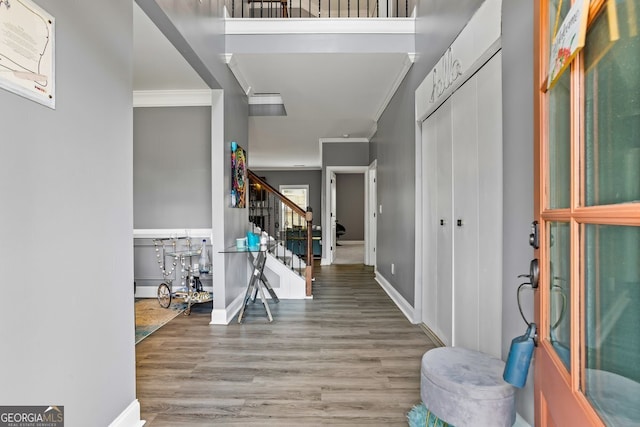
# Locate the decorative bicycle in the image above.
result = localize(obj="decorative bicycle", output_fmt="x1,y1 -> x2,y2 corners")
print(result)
153,236 -> 212,315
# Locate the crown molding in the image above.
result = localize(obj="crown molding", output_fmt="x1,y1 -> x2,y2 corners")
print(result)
133,90 -> 213,107
374,52 -> 415,121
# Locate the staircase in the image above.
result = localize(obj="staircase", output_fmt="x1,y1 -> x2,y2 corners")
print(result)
248,170 -> 314,297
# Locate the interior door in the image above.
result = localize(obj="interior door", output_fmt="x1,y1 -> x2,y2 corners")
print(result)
330,171 -> 337,264
421,100 -> 453,345
535,1 -> 640,425
368,165 -> 377,267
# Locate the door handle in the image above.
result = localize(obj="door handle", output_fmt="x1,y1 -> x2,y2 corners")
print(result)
440,219 -> 446,226
457,219 -> 463,227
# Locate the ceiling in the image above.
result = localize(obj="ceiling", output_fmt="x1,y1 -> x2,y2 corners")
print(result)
133,4 -> 413,170
133,3 -> 481,170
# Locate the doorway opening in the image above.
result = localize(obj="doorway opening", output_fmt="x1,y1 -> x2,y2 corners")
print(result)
323,165 -> 376,266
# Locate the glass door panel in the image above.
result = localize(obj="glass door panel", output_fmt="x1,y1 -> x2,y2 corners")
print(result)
548,221 -> 571,370
584,3 -> 640,206
548,72 -> 571,209
583,224 -> 640,426
547,0 -> 571,209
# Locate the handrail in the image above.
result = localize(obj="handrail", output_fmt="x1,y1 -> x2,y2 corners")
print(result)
248,169 -> 314,296
248,170 -> 305,216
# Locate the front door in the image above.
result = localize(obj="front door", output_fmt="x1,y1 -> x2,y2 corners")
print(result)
535,1 -> 640,425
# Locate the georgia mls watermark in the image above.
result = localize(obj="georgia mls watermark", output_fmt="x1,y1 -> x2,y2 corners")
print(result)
0,406 -> 64,427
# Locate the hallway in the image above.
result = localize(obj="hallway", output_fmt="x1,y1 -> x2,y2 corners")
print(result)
136,264 -> 437,425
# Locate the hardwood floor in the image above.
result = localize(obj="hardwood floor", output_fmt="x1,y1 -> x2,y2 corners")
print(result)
136,264 -> 437,425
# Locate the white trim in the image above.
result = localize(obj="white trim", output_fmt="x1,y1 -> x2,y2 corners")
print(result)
322,166 -> 369,265
374,53 -> 415,121
249,94 -> 284,105
225,18 -> 414,35
133,90 -> 213,108
375,270 -> 417,324
366,159 -> 377,267
134,285 -> 214,299
210,292 -> 245,325
319,137 -> 369,144
318,139 -> 369,171
226,55 -> 253,96
108,399 -> 145,427
251,166 -> 322,172
133,229 -> 213,239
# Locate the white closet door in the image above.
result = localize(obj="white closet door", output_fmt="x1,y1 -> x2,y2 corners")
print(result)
475,52 -> 503,357
451,52 -> 503,357
421,52 -> 502,356
451,74 -> 481,351
421,108 -> 438,332
435,102 -> 454,346
421,99 -> 453,346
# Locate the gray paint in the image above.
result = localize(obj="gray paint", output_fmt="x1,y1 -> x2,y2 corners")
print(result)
323,142 -> 370,166
336,174 -> 365,240
370,73 -> 418,304
252,169 -> 322,227
0,1 -> 135,425
501,0 -> 535,424
137,0 -> 250,309
134,106 -> 212,229
371,0 -> 486,307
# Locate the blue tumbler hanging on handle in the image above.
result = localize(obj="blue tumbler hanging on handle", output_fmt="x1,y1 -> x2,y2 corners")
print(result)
503,323 -> 537,388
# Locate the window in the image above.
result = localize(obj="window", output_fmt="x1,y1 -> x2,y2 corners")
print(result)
279,185 -> 309,228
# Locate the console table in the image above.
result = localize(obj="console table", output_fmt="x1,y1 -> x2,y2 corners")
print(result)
220,246 -> 279,323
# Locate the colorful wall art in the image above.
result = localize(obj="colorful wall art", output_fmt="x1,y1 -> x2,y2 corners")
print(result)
231,141 -> 247,208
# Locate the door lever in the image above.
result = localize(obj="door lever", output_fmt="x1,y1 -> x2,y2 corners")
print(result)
518,259 -> 539,289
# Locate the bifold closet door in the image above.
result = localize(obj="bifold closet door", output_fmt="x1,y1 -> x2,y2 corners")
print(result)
450,52 -> 503,357
421,97 -> 453,346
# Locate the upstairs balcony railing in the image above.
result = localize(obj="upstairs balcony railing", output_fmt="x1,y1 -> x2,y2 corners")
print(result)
226,0 -> 414,18
248,170 -> 314,296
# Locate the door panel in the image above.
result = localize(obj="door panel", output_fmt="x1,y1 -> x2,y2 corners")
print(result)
330,172 -> 337,263
475,52 -> 503,358
535,1 -> 640,425
421,106 -> 439,332
452,73 -> 480,350
435,101 -> 453,346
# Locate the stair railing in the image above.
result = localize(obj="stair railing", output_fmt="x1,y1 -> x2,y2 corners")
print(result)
248,170 -> 314,296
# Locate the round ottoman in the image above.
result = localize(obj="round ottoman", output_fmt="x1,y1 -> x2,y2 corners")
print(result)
421,347 -> 516,427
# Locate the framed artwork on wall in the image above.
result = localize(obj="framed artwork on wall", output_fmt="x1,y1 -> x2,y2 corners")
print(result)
231,141 -> 246,208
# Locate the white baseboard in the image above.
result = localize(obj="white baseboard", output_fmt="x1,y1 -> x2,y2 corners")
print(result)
210,292 -> 244,325
514,413 -> 531,427
375,270 -> 418,324
109,399 -> 145,427
135,285 -> 213,299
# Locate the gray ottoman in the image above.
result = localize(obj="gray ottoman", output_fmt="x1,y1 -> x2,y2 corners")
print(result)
421,347 -> 516,427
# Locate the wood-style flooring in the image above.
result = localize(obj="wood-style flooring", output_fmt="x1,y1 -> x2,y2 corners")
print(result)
136,264 -> 437,425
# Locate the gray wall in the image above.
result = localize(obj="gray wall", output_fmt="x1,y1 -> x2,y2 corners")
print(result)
336,174 -> 365,240
0,1 -> 136,425
134,106 -> 212,229
372,1 -> 485,306
133,106 -> 213,292
501,0 -> 535,424
323,141 -> 370,166
137,0 -> 251,310
252,169 -> 322,227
